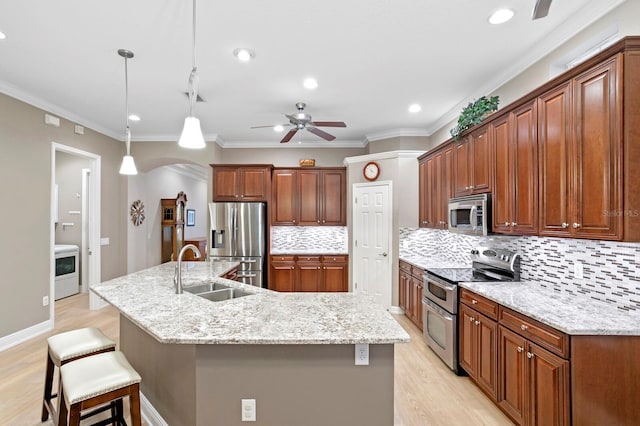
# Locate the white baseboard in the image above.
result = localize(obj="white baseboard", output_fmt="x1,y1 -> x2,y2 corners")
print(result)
0,319 -> 53,352
140,392 -> 168,426
388,305 -> 404,315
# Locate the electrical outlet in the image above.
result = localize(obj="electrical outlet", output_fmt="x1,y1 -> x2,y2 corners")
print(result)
574,262 -> 584,279
241,399 -> 256,422
42,296 -> 49,306
355,343 -> 369,365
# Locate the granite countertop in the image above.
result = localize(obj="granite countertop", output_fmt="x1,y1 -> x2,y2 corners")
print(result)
459,281 -> 640,336
91,261 -> 410,345
270,248 -> 349,255
399,254 -> 467,270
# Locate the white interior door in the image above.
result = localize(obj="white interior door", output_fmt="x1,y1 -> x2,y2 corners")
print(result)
352,182 -> 392,309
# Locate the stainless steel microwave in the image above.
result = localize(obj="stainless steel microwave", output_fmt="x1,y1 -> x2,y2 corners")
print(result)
448,193 -> 491,236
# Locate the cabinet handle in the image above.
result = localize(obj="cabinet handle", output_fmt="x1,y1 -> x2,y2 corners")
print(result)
469,317 -> 475,322
317,220 -> 320,223
527,352 -> 534,359
511,222 -> 517,227
504,222 -> 510,226
234,195 -> 239,198
517,346 -> 523,353
471,299 -> 478,305
293,220 -> 296,223
520,324 -> 528,331
573,222 -> 581,229
474,320 -> 480,326
290,266 -> 294,269
323,267 -> 326,270
322,220 -> 326,224
561,222 -> 569,229
240,195 -> 244,198
317,267 -> 320,270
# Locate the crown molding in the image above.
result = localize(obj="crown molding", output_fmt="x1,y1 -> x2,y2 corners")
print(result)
343,150 -> 426,165
215,139 -> 368,149
365,128 -> 430,142
425,0 -> 627,136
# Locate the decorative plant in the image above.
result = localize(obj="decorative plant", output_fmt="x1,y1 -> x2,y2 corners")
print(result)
450,95 -> 500,140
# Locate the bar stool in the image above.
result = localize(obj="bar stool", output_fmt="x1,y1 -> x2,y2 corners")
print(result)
58,351 -> 142,426
42,327 -> 116,423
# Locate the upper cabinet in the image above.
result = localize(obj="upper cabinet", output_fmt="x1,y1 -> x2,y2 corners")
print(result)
272,167 -> 346,226
211,165 -> 272,202
419,146 -> 453,229
453,125 -> 493,197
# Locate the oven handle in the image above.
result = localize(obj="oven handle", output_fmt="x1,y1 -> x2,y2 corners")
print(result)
423,275 -> 457,292
423,297 -> 454,320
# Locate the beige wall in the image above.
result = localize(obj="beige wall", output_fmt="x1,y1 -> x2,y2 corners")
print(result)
220,147 -> 366,167
54,151 -> 91,247
367,136 -> 430,154
430,0 -> 640,147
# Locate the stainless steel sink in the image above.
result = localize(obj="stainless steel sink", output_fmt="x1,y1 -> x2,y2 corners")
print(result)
183,282 -> 230,294
197,288 -> 253,302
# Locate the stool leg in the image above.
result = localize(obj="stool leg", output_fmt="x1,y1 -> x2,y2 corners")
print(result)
68,403 -> 81,426
129,383 -> 142,426
58,379 -> 68,426
41,352 -> 55,421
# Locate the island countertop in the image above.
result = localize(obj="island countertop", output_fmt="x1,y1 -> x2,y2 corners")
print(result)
91,261 -> 410,345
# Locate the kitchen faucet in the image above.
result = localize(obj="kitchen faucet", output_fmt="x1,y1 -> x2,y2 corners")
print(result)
174,244 -> 202,294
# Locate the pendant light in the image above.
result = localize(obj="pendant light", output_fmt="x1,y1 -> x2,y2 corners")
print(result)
178,0 -> 206,149
118,49 -> 138,175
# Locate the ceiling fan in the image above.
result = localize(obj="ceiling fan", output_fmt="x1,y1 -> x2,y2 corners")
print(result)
532,0 -> 552,20
251,102 -> 346,143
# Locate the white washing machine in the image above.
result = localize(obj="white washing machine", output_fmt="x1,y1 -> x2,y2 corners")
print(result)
54,244 -> 79,300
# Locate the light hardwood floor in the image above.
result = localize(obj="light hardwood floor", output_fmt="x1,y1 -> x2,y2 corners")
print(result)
0,293 -> 512,425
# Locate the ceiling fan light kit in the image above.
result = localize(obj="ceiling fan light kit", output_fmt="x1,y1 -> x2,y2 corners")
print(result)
118,48 -> 138,175
179,0 -> 206,149
233,48 -> 255,62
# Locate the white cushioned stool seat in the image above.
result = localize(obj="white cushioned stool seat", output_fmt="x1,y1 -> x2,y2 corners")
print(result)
60,351 -> 141,405
48,327 -> 116,365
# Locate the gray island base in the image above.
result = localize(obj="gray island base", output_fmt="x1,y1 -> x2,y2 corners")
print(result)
92,261 -> 409,426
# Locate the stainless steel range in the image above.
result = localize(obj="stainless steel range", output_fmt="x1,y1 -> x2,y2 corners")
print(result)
422,247 -> 520,374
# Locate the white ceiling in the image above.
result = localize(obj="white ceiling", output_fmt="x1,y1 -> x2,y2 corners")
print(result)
0,0 -> 625,148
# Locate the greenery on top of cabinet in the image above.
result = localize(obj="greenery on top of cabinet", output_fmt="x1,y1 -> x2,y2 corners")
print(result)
450,95 -> 500,141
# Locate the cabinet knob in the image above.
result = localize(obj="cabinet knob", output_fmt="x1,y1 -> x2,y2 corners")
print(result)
290,266 -> 294,269
240,195 -> 244,198
293,220 -> 296,223
317,267 -> 320,270
504,222 -> 510,226
474,320 -> 480,326
469,317 -> 475,322
317,220 -> 320,223
561,222 -> 569,229
573,222 -> 581,229
527,352 -> 534,359
517,346 -> 523,353
511,222 -> 517,227
520,324 -> 528,331
471,299 -> 478,305
322,220 -> 326,224
323,267 -> 326,270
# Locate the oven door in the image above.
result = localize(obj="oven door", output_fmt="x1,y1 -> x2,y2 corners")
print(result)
423,274 -> 457,313
422,298 -> 458,373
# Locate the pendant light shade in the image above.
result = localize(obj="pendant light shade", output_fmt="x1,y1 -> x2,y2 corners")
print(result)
179,116 -> 206,148
179,0 -> 206,149
118,49 -> 138,175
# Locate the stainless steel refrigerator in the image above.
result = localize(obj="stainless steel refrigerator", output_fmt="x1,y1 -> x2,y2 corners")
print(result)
208,202 -> 266,287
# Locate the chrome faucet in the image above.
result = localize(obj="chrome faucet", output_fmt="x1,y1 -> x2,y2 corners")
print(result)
174,244 -> 202,294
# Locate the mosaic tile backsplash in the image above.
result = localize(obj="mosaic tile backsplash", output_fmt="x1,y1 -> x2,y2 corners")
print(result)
400,228 -> 640,311
271,226 -> 348,254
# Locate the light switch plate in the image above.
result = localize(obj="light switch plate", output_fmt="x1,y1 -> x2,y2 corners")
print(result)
355,343 -> 369,365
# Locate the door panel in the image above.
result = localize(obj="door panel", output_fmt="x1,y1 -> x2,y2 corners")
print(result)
453,140 -> 471,196
322,170 -> 346,225
272,170 -> 298,225
477,315 -> 498,401
471,126 -> 492,193
513,102 -> 538,234
529,344 -> 570,426
298,170 -> 320,225
459,305 -> 476,376
499,326 -> 526,425
493,116 -> 511,234
240,168 -> 268,199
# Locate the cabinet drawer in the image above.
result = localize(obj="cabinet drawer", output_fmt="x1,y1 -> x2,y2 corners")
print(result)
399,261 -> 412,273
321,255 -> 347,263
272,255 -> 295,262
410,266 -> 425,279
499,307 -> 569,358
460,289 -> 499,321
297,255 -> 321,263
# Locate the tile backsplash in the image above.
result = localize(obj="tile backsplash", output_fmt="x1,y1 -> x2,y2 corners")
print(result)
400,228 -> 640,311
271,226 -> 348,254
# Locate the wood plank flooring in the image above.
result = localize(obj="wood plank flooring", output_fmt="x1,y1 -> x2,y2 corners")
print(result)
0,293 -> 512,425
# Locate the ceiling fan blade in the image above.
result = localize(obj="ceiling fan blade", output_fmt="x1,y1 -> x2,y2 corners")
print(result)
284,114 -> 301,124
280,129 -> 298,143
532,0 -> 552,19
250,124 -> 290,129
307,127 -> 336,141
310,121 -> 347,128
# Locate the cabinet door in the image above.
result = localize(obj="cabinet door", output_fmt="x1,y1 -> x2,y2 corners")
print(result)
269,261 -> 296,292
272,170 -> 298,225
441,146 -> 454,228
322,261 -> 348,292
298,170 -> 320,225
418,159 -> 429,227
499,326 -> 527,426
212,168 -> 239,200
414,279 -> 423,329
528,343 -> 570,426
453,139 -> 471,196
239,168 -> 269,200
538,83 -> 572,237
470,125 -> 492,193
296,258 -> 322,292
459,304 -> 477,377
321,170 -> 346,225
476,313 -> 498,401
424,156 -> 436,227
433,152 -> 446,228
512,102 -> 538,235
492,115 -> 512,234
399,270 -> 409,311
573,56 -> 623,240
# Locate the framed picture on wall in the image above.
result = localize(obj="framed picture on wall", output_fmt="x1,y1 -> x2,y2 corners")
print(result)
186,209 -> 195,227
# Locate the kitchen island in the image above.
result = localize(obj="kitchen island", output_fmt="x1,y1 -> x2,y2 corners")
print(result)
91,261 -> 410,426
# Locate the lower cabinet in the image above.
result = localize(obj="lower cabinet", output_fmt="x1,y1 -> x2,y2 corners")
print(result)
399,261 -> 424,331
269,255 -> 348,292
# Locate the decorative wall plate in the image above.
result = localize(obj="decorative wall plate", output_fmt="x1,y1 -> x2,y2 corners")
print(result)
130,199 -> 145,226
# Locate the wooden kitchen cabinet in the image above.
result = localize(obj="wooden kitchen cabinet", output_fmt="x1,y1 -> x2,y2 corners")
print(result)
211,165 -> 272,202
418,144 -> 453,229
269,254 -> 348,292
271,168 -> 346,226
398,261 -> 424,330
493,101 -> 538,235
453,125 -> 492,197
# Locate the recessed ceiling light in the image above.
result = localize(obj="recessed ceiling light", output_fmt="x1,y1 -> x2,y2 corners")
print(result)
0,31 -> 6,40
233,48 -> 255,62
489,9 -> 514,25
408,104 -> 422,113
274,125 -> 284,132
128,114 -> 141,122
303,78 -> 318,90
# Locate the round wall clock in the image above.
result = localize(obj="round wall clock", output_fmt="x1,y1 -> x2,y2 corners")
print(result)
130,200 -> 145,226
363,161 -> 380,181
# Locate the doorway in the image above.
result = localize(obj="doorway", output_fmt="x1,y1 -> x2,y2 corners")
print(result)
51,143 -> 102,320
352,181 -> 392,309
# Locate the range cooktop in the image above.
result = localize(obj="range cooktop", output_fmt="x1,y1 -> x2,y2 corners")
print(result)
425,267 -> 515,284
